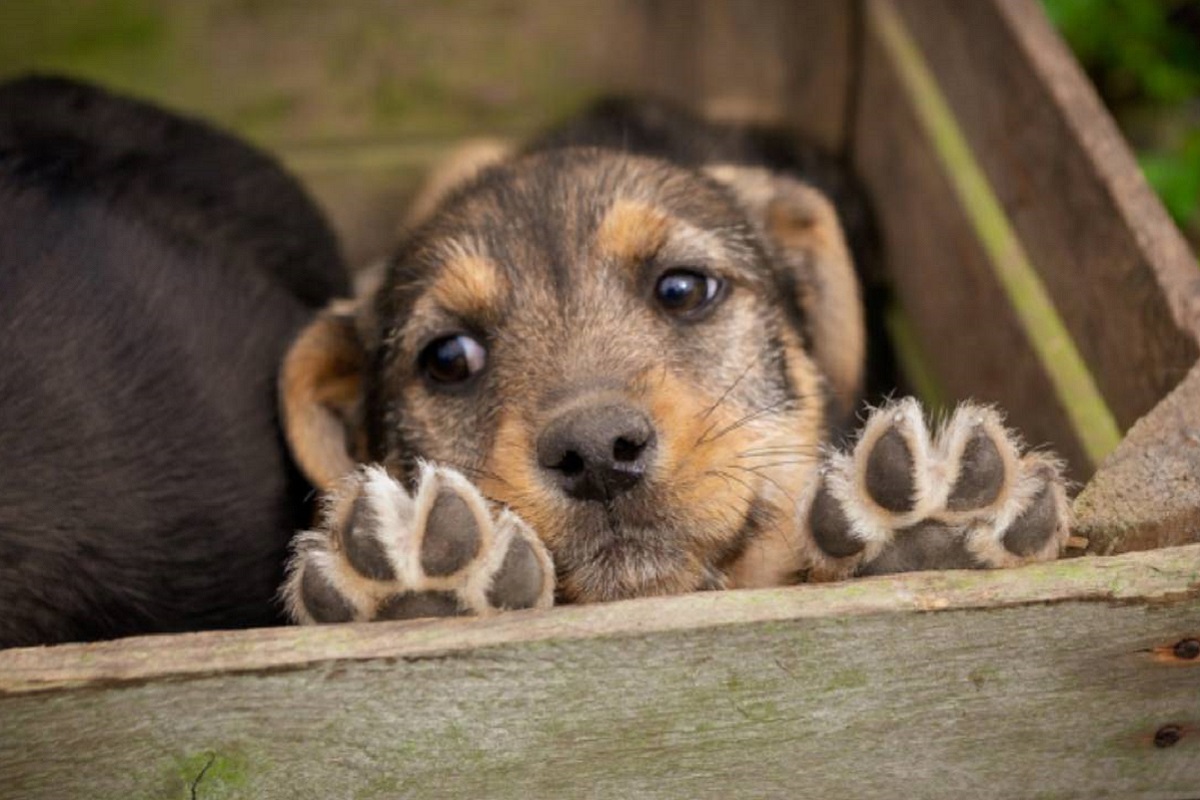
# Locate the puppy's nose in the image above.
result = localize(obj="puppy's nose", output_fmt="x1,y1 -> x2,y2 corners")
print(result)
536,404 -> 657,502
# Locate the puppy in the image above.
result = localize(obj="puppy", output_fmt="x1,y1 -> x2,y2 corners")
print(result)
0,76 -> 349,647
280,99 -> 1072,623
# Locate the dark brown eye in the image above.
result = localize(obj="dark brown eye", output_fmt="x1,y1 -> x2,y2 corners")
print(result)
419,334 -> 487,384
654,269 -> 722,316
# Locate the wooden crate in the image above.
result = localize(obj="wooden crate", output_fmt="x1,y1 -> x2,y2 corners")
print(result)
1,1 -> 1198,797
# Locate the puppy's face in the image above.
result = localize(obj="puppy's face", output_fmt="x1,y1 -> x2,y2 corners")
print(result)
359,149 -> 845,601
283,147 -> 864,602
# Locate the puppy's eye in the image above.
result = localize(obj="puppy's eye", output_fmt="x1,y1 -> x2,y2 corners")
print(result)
654,269 -> 722,316
419,334 -> 487,384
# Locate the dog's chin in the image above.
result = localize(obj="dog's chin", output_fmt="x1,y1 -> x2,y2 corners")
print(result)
550,518 -> 731,603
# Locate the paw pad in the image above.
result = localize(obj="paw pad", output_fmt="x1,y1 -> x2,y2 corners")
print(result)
419,488 -> 482,577
298,563 -> 357,624
486,529 -> 547,610
808,480 -> 863,558
946,429 -> 1005,510
376,591 -> 464,621
863,426 -> 918,513
342,495 -> 398,581
1002,475 -> 1060,557
283,464 -> 555,624
802,399 -> 1070,579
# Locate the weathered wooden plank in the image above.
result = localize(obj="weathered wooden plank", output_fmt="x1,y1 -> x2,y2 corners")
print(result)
0,0 -> 633,266
0,1 -> 623,146
852,0 -> 1091,476
282,146 -> 432,268
4,546 -> 1196,695
1076,362 -> 1200,555
296,0 -> 850,266
2,547 -> 1198,799
895,0 -> 1200,432
622,0 -> 851,150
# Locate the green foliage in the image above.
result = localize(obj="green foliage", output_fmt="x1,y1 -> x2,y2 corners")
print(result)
1140,133 -> 1200,224
1044,0 -> 1200,104
1044,0 -> 1200,240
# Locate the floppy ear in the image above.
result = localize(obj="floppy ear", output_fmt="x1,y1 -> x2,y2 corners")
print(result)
403,137 -> 513,230
279,299 -> 368,491
706,165 -> 866,420
283,140 -> 512,492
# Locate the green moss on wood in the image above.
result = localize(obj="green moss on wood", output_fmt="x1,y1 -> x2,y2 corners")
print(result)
169,750 -> 251,800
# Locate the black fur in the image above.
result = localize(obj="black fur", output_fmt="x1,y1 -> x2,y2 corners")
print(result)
0,76 -> 350,647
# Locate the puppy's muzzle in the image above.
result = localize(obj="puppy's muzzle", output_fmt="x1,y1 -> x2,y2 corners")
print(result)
536,403 -> 657,502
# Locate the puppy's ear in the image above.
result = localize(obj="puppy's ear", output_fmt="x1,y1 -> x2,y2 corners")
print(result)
280,299 -> 367,490
707,165 -> 866,420
403,137 -> 513,230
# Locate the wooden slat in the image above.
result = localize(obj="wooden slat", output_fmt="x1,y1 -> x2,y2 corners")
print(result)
1076,361 -> 1200,554
852,1 -> 1091,475
0,1 -> 625,146
280,143 -> 441,268
0,0 -> 633,266
895,0 -> 1200,431
2,547 -> 1198,799
623,0 -> 851,151
872,0 -> 1124,467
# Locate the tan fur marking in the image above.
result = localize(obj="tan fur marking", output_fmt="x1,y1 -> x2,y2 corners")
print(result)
652,392 -> 759,571
476,352 -> 827,600
429,253 -> 508,320
596,200 -> 671,265
767,189 -> 863,415
477,412 -> 561,546
481,398 -> 719,602
767,194 -> 831,250
280,302 -> 365,491
707,164 -> 865,417
647,367 -> 818,592
725,329 -> 825,589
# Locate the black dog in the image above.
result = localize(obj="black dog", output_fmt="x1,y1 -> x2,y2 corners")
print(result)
0,76 -> 349,647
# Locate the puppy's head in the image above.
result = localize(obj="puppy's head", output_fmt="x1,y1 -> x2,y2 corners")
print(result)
283,147 -> 863,601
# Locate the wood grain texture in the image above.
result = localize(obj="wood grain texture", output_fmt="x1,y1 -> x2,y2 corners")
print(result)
0,1 -> 625,147
2,547 -> 1198,799
2,6 -> 1198,797
894,0 -> 1200,430
1076,362 -> 1200,554
622,0 -> 851,150
0,0 -> 634,268
852,1 -> 1091,476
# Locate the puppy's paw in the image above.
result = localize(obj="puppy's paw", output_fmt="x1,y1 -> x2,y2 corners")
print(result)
283,464 -> 555,624
801,398 -> 1071,580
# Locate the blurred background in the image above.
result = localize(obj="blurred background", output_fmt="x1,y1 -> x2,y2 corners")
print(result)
1044,0 -> 1200,251
0,1 -> 626,266
0,1 -> 1196,258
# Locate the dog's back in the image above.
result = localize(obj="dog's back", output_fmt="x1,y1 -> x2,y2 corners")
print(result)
0,76 -> 350,647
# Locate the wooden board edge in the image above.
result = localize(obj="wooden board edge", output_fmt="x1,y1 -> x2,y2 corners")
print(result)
1076,361 -> 1200,554
893,0 -> 1200,431
867,0 -> 1122,468
620,0 -> 854,153
852,0 -> 1095,475
993,0 -> 1200,346
2,544 -> 1197,696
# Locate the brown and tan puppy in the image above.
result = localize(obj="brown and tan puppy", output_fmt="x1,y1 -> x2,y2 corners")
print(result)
279,100 -> 1070,623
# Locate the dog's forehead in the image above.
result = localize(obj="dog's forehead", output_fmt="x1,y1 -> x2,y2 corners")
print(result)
449,148 -> 742,230
402,149 -> 759,316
